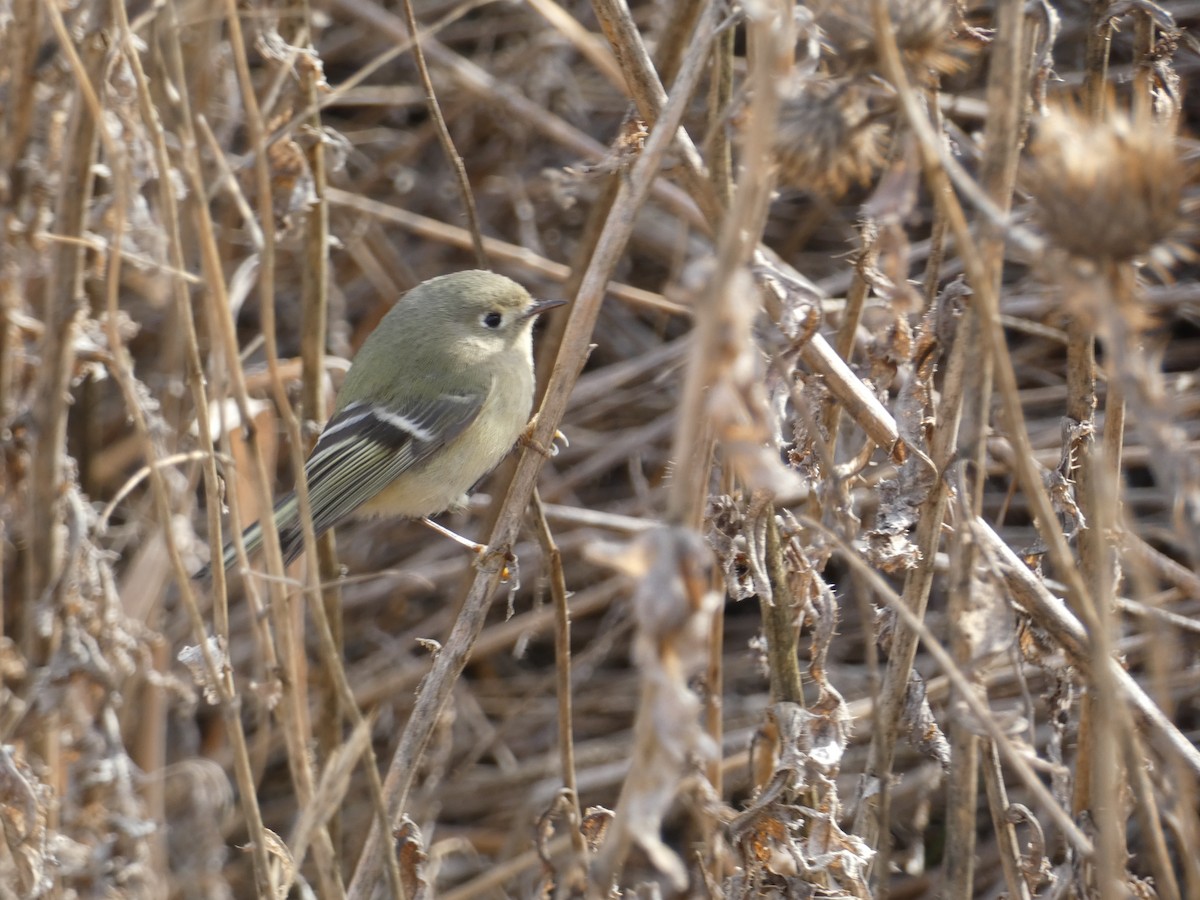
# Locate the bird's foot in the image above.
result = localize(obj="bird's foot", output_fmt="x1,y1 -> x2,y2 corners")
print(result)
519,417 -> 569,458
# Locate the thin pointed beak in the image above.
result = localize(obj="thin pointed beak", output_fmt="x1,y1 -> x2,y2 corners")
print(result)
524,298 -> 568,319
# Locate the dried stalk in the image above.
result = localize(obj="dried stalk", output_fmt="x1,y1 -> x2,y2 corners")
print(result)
218,0 -> 343,892
327,0 -> 707,232
944,1 -> 1033,894
589,0 -> 715,219
103,0 -> 278,889
345,4 -> 720,896
395,0 -> 487,267
531,490 -> 588,871
819,520 -> 1095,855
28,0 -> 101,628
326,188 -> 684,316
294,25 -> 352,874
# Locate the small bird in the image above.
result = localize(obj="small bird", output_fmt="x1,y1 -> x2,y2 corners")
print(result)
207,270 -> 564,575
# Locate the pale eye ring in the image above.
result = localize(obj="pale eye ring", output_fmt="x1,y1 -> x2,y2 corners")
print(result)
482,311 -> 503,328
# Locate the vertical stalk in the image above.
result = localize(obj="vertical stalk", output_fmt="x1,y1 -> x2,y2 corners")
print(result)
944,1 -> 1032,895
296,21 -> 346,870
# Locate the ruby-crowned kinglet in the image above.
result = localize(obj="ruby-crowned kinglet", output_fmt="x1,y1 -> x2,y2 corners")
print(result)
206,270 -> 564,574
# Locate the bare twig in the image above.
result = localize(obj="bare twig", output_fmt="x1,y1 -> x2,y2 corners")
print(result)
395,0 -> 487,266
531,490 -> 588,872
346,4 -> 720,895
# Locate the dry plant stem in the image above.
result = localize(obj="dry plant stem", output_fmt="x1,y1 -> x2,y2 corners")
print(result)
666,0 -> 789,527
1083,4 -> 1113,118
588,690 -> 669,891
28,0 -> 100,631
834,231 -> 876,363
1069,1 -> 1110,625
525,0 -> 625,91
219,0 -> 344,893
705,571 -> 725,796
531,490 -> 588,865
802,334 -> 904,454
1077,272 -> 1130,898
1126,533 -> 1200,599
345,6 -> 719,896
33,1 -> 102,871
1103,300 -> 1200,562
854,272 -> 968,863
98,1 -> 278,890
981,740 -> 1033,900
701,23 -> 734,807
920,93 -> 949,309
327,0 -> 707,234
588,0 -> 718,221
1098,12 -> 1147,490
196,113 -> 265,251
823,228 -> 878,462
396,0 -> 487,267
856,2 -> 1006,853
1094,268 -> 1200,889
297,37 -> 348,870
876,0 -> 1098,641
326,188 -> 685,316
0,0 -> 39,191
1132,13 -> 1156,120
762,512 -> 803,703
0,285 -> 13,635
440,835 -> 573,900
706,23 -> 735,211
166,97 -> 281,685
1071,17 -> 1121,888
801,325 -> 1200,781
984,521 -> 1200,780
1119,385 -> 1197,895
815,521 -> 1094,854
1124,727 -> 1182,900
654,0 -> 706,86
943,513 -> 984,896
303,566 -> 408,900
945,2 -> 1031,893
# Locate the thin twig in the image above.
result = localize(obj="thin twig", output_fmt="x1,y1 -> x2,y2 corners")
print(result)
104,0 -> 279,890
325,188 -> 685,316
395,0 -> 487,267
218,0 -> 344,892
345,4 -> 719,893
531,490 -> 588,869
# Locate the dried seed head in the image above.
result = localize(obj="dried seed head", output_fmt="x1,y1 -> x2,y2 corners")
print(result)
812,0 -> 967,80
773,78 -> 886,195
1024,109 -> 1188,261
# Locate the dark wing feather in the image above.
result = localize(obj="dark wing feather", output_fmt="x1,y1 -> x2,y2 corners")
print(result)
273,390 -> 483,564
203,389 -> 485,574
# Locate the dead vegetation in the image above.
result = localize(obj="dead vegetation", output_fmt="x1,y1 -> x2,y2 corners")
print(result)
2,0 -> 1200,897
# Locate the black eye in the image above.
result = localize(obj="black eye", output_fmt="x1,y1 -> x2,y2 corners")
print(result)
483,311 -> 503,328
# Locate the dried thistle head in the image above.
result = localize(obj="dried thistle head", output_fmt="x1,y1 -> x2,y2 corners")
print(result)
812,0 -> 968,80
1024,108 -> 1189,262
773,77 -> 886,196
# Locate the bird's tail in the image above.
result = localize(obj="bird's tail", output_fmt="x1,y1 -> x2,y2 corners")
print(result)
195,492 -> 307,580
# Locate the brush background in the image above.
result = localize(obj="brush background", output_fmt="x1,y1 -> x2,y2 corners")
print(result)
2,0 -> 1199,897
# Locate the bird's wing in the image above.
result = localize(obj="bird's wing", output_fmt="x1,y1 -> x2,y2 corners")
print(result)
296,389 -> 485,539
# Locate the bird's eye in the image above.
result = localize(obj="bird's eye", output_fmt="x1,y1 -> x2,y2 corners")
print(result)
482,311 -> 503,328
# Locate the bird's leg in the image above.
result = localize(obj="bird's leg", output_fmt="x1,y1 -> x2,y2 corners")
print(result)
420,517 -> 486,553
422,518 -> 518,583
